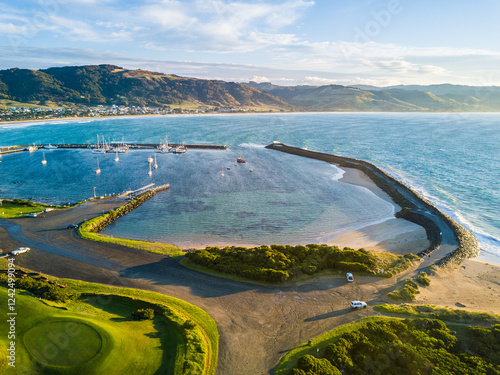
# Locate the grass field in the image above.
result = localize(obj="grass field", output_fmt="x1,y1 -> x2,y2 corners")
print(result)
0,200 -> 55,218
0,259 -> 218,375
0,288 -> 183,374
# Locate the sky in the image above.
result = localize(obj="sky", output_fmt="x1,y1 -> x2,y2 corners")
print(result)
1,0 -> 500,86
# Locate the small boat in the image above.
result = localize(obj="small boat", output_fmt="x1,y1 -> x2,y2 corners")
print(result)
45,144 -> 57,150
249,169 -> 253,172
28,143 -> 38,152
41,152 -> 47,165
221,167 -> 224,177
237,157 -> 246,163
114,149 -> 119,162
148,163 -> 152,176
154,153 -> 158,169
227,167 -> 230,170
95,157 -> 101,174
158,136 -> 172,153
92,135 -> 107,153
147,155 -> 153,163
172,144 -> 187,154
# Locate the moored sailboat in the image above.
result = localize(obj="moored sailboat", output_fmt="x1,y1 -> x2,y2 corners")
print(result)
95,157 -> 101,174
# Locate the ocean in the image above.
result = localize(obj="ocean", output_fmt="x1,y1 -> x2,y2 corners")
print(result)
0,113 -> 498,263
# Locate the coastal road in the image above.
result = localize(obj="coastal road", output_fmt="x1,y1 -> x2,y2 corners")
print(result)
1,199 -> 418,375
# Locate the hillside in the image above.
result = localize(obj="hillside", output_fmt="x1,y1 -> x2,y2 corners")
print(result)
2,64 -> 500,112
0,65 -> 294,110
248,82 -> 500,112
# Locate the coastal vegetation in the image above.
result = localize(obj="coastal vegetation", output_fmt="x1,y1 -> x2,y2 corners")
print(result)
77,186 -> 182,256
387,272 -> 431,301
0,198 -> 57,218
0,259 -> 218,374
276,317 -> 500,375
374,304 -> 500,325
184,244 -> 419,283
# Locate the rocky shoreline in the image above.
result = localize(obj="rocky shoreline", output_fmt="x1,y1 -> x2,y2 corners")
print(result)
265,143 -> 480,267
79,184 -> 170,233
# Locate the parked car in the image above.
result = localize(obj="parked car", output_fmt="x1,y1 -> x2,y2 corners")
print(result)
346,272 -> 354,282
11,247 -> 30,256
350,301 -> 367,309
67,224 -> 78,229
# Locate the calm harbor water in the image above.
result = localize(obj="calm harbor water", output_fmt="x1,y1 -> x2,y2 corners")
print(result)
0,113 -> 498,263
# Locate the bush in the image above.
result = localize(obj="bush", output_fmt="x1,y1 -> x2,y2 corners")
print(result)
416,272 -> 431,286
296,354 -> 341,375
388,279 -> 420,301
292,318 -> 500,375
131,308 -> 154,321
185,244 -> 411,283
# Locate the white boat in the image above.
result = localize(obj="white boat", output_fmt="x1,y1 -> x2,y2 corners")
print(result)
41,152 -> 47,165
92,135 -> 104,153
113,138 -> 129,153
157,136 -> 172,153
221,167 -> 224,177
147,155 -> 153,163
172,144 -> 187,154
148,163 -> 152,176
45,144 -> 57,149
95,157 -> 101,174
154,153 -> 158,169
92,135 -> 111,153
28,143 -> 38,152
114,149 -> 119,162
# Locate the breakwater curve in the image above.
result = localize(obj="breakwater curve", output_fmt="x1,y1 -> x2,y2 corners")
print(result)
266,142 -> 480,267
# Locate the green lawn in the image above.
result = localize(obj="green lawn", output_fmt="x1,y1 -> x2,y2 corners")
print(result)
0,262 -> 219,375
0,200 -> 54,218
0,288 -> 184,374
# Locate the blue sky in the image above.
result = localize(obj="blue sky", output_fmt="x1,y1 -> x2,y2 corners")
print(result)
1,0 -> 500,86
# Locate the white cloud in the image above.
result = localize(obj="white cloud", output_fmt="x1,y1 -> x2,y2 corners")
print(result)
250,75 -> 270,83
138,1 -> 197,31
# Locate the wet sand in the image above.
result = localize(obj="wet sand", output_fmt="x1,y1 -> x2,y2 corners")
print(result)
332,167 -> 429,254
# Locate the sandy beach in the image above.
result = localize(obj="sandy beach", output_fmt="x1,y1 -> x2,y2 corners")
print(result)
331,167 -> 429,254
417,258 -> 500,315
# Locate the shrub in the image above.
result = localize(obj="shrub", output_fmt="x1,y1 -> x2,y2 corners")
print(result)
416,272 -> 431,286
388,279 -> 420,301
131,308 -> 154,321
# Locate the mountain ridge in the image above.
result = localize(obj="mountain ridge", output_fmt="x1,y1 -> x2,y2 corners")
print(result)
1,64 -> 500,112
0,65 -> 294,111
247,81 -> 500,112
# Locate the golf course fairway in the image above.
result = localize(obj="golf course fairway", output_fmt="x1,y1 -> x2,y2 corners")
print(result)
0,274 -> 218,375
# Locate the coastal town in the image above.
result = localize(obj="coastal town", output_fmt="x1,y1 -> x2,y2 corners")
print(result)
0,104 -> 250,122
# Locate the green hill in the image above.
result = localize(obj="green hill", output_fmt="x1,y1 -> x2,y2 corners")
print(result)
0,65 -> 294,110
247,81 -> 500,112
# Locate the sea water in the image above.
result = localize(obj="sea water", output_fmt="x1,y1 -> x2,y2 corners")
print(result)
0,113 -> 498,263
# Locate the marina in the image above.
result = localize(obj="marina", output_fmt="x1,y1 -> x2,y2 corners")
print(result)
0,142 -> 226,155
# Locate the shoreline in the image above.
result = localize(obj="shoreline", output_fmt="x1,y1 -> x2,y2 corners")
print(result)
266,142 -> 481,267
4,110 -> 500,126
173,165 -> 428,254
